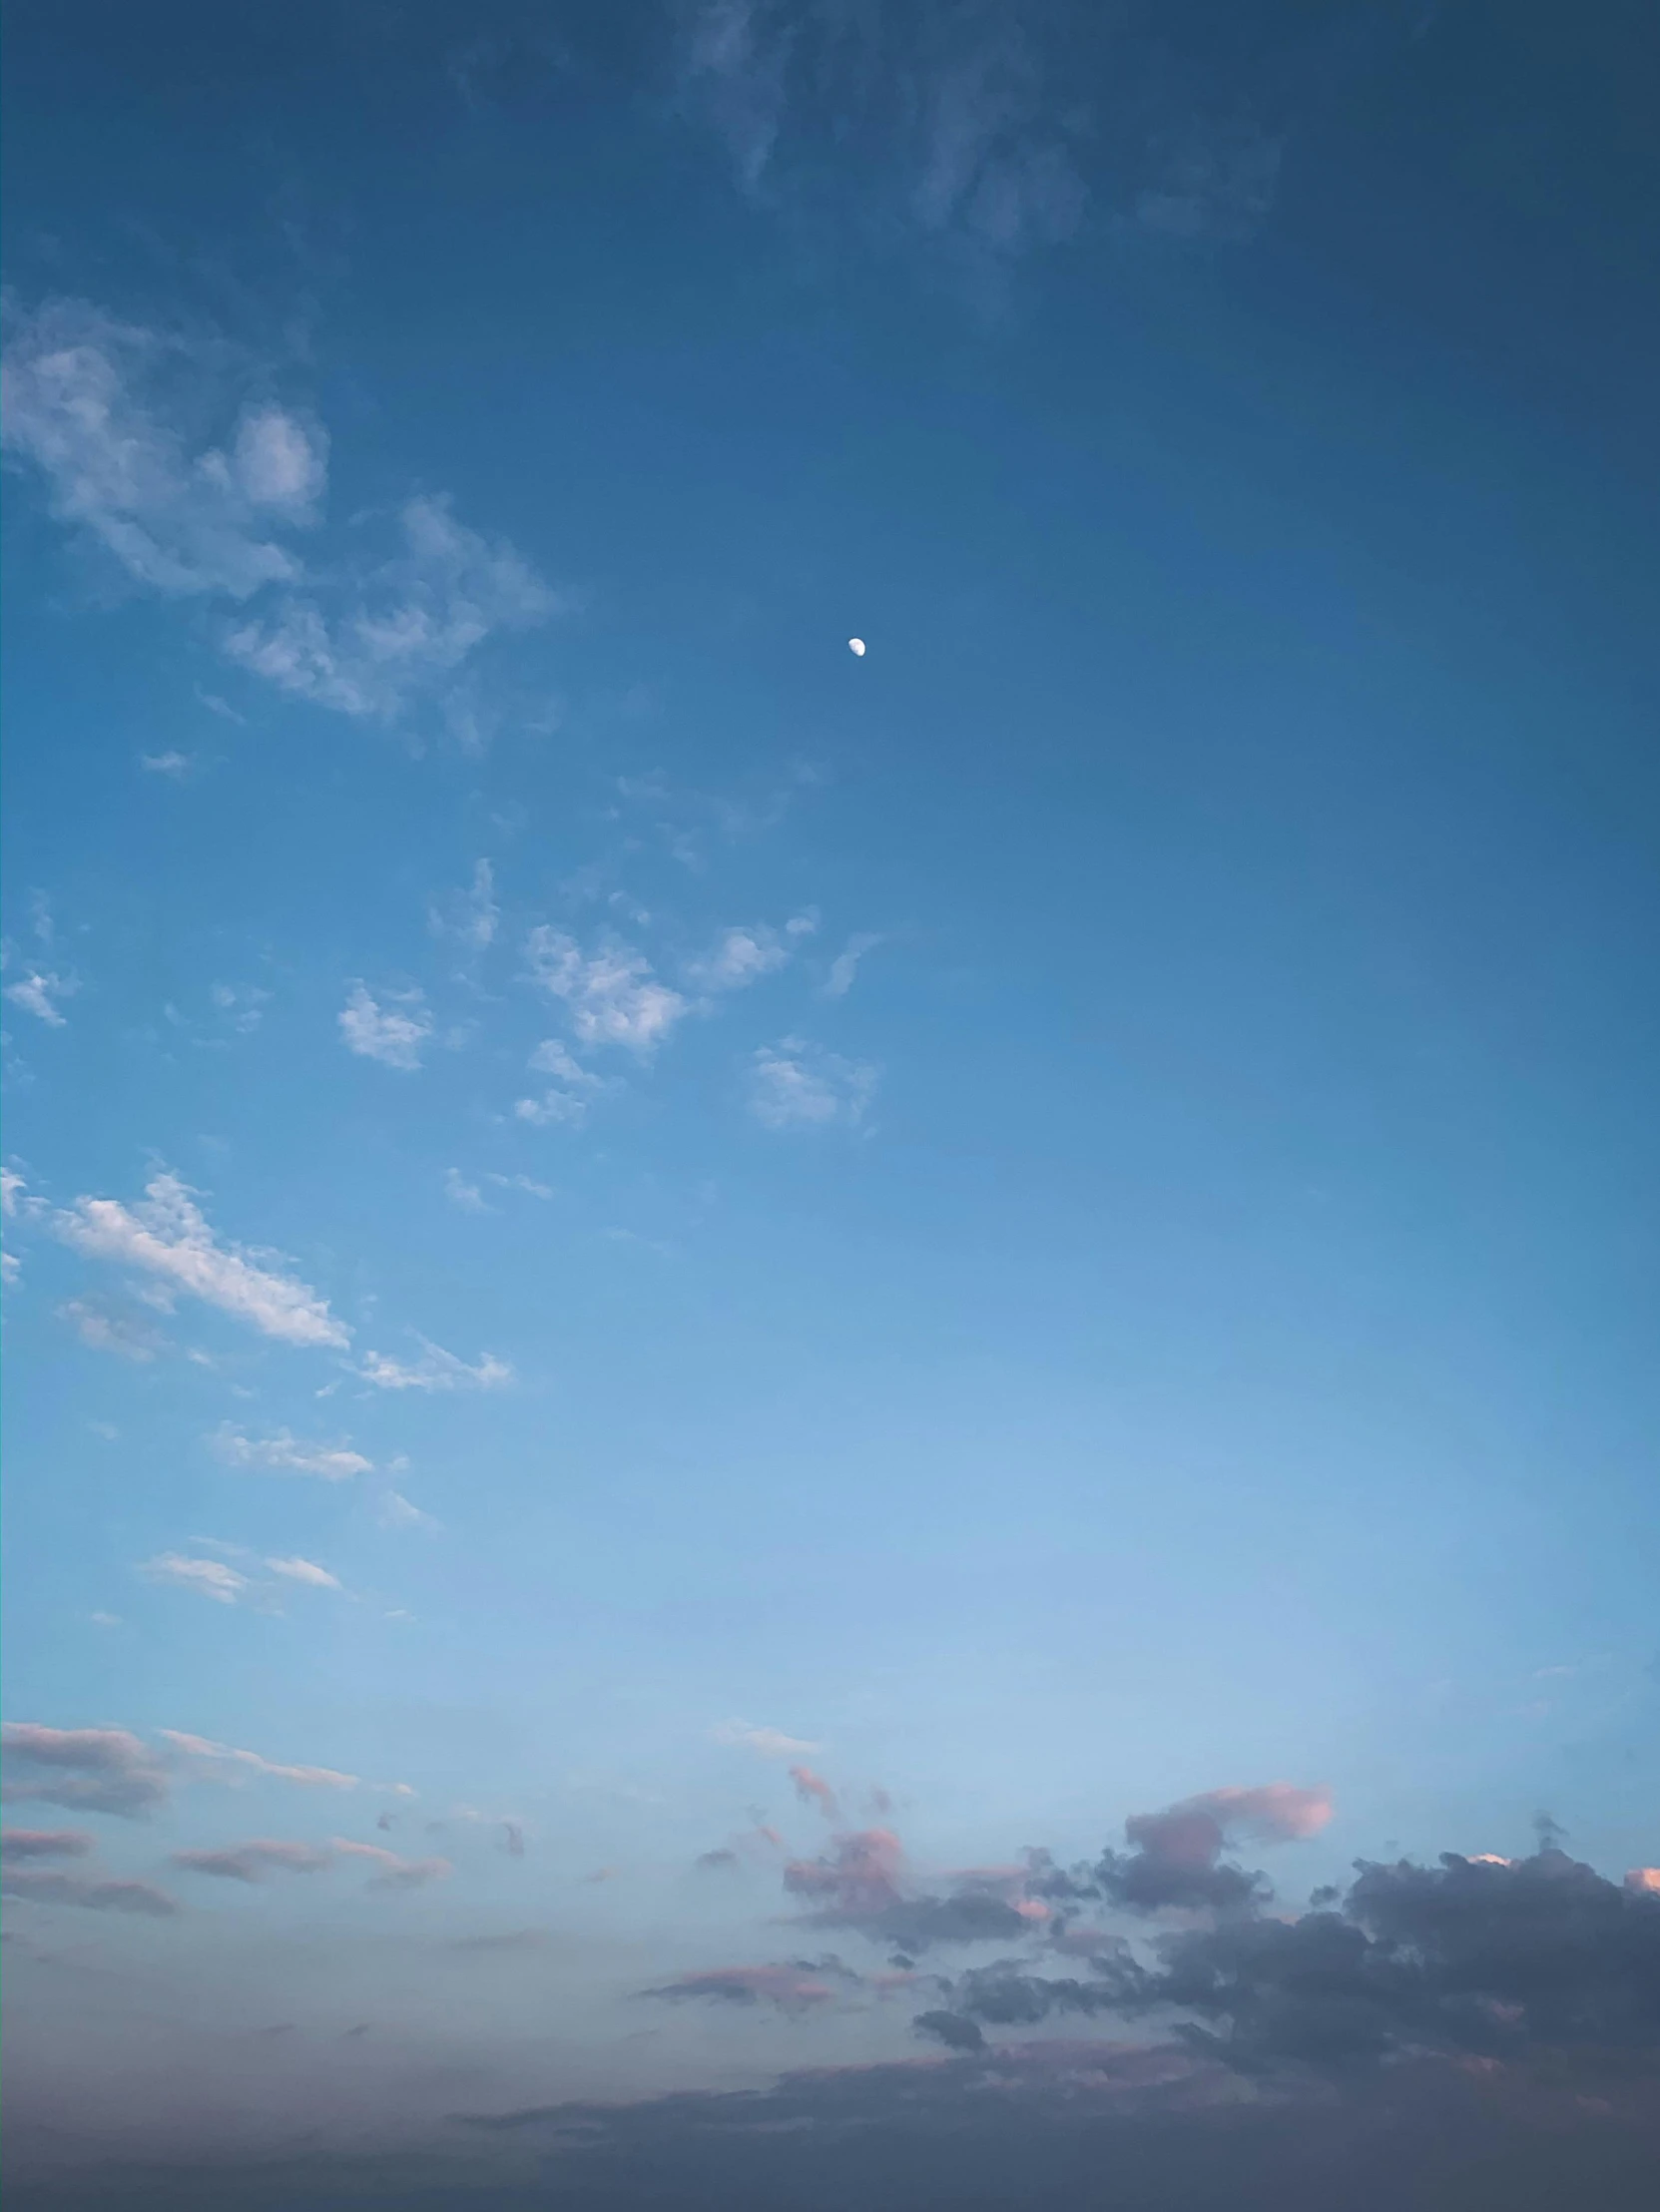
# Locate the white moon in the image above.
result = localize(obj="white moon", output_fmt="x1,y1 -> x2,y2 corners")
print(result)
847,637 -> 865,657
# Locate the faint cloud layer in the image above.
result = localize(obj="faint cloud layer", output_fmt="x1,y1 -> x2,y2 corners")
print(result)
673,0 -> 1285,270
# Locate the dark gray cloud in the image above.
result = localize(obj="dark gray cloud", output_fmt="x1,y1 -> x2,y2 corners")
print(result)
936,1846 -> 1660,2071
0,1723 -> 171,1818
0,1866 -> 180,1917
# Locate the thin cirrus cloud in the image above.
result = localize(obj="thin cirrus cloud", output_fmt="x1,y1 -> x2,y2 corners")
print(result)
356,1335 -> 512,1392
428,858 -> 499,953
524,928 -> 687,1055
711,1719 -> 822,1758
338,983 -> 434,1070
673,1 -> 1284,265
210,1423 -> 372,1480
47,1170 -> 349,1349
265,1555 -> 343,1592
140,1552 -> 250,1606
157,1730 -> 374,1791
56,1296 -> 168,1362
171,1837 -> 449,1889
748,1037 -> 877,1129
641,1963 -> 837,2014
823,930 -> 880,999
2,967 -> 77,1026
0,1724 -> 171,1818
0,295 -> 323,599
0,295 -> 557,728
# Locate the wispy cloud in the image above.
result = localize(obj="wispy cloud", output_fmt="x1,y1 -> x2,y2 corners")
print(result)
429,859 -> 499,954
524,929 -> 687,1055
265,1555 -> 343,1592
2,967 -> 77,1026
338,983 -> 433,1070
748,1037 -> 877,1129
226,495 -> 556,725
2,297 -> 557,730
712,1719 -> 822,1758
329,1839 -> 453,1890
685,915 -> 817,994
672,2 -> 1286,275
57,1296 -> 167,1361
0,296 -> 323,598
139,750 -> 193,777
0,1724 -> 170,1818
357,1336 -> 512,1391
824,931 -> 881,998
141,1552 -> 250,1605
443,1167 -> 491,1213
211,1423 -> 371,1480
49,1171 -> 348,1348
789,1764 -> 840,1820
157,1730 -> 369,1791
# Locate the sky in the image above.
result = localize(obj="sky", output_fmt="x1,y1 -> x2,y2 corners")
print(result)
2,3 -> 1658,2205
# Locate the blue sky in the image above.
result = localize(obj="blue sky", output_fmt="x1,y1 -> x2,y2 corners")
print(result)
3,3 -> 1658,2199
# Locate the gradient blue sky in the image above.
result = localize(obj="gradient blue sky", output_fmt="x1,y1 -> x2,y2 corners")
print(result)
3,0 -> 1657,2193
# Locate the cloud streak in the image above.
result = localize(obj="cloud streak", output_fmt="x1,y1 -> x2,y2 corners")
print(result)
49,1172 -> 348,1349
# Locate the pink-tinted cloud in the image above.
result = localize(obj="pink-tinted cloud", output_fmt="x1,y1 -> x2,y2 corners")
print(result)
330,1839 -> 452,1890
1626,1868 -> 1660,1896
789,1764 -> 840,1820
172,1839 -> 335,1883
784,1828 -> 906,1919
0,1828 -> 94,1862
0,1723 -> 170,1818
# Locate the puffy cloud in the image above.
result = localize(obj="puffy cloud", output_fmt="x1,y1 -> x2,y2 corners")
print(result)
171,1839 -> 335,1884
641,1963 -> 837,2013
265,1555 -> 342,1591
1627,1869 -> 1660,1897
1028,1782 -> 1331,1917
524,928 -> 687,1055
356,1337 -> 511,1391
711,1719 -> 821,1758
1,1866 -> 180,1916
1,1829 -> 94,1862
748,1037 -> 877,1129
211,1424 -> 371,1480
338,983 -> 433,1070
141,1553 -> 249,1606
157,1731 -> 363,1791
0,296 -> 320,598
0,1724 -> 170,1818
789,1764 -> 839,1820
49,1171 -> 347,1349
